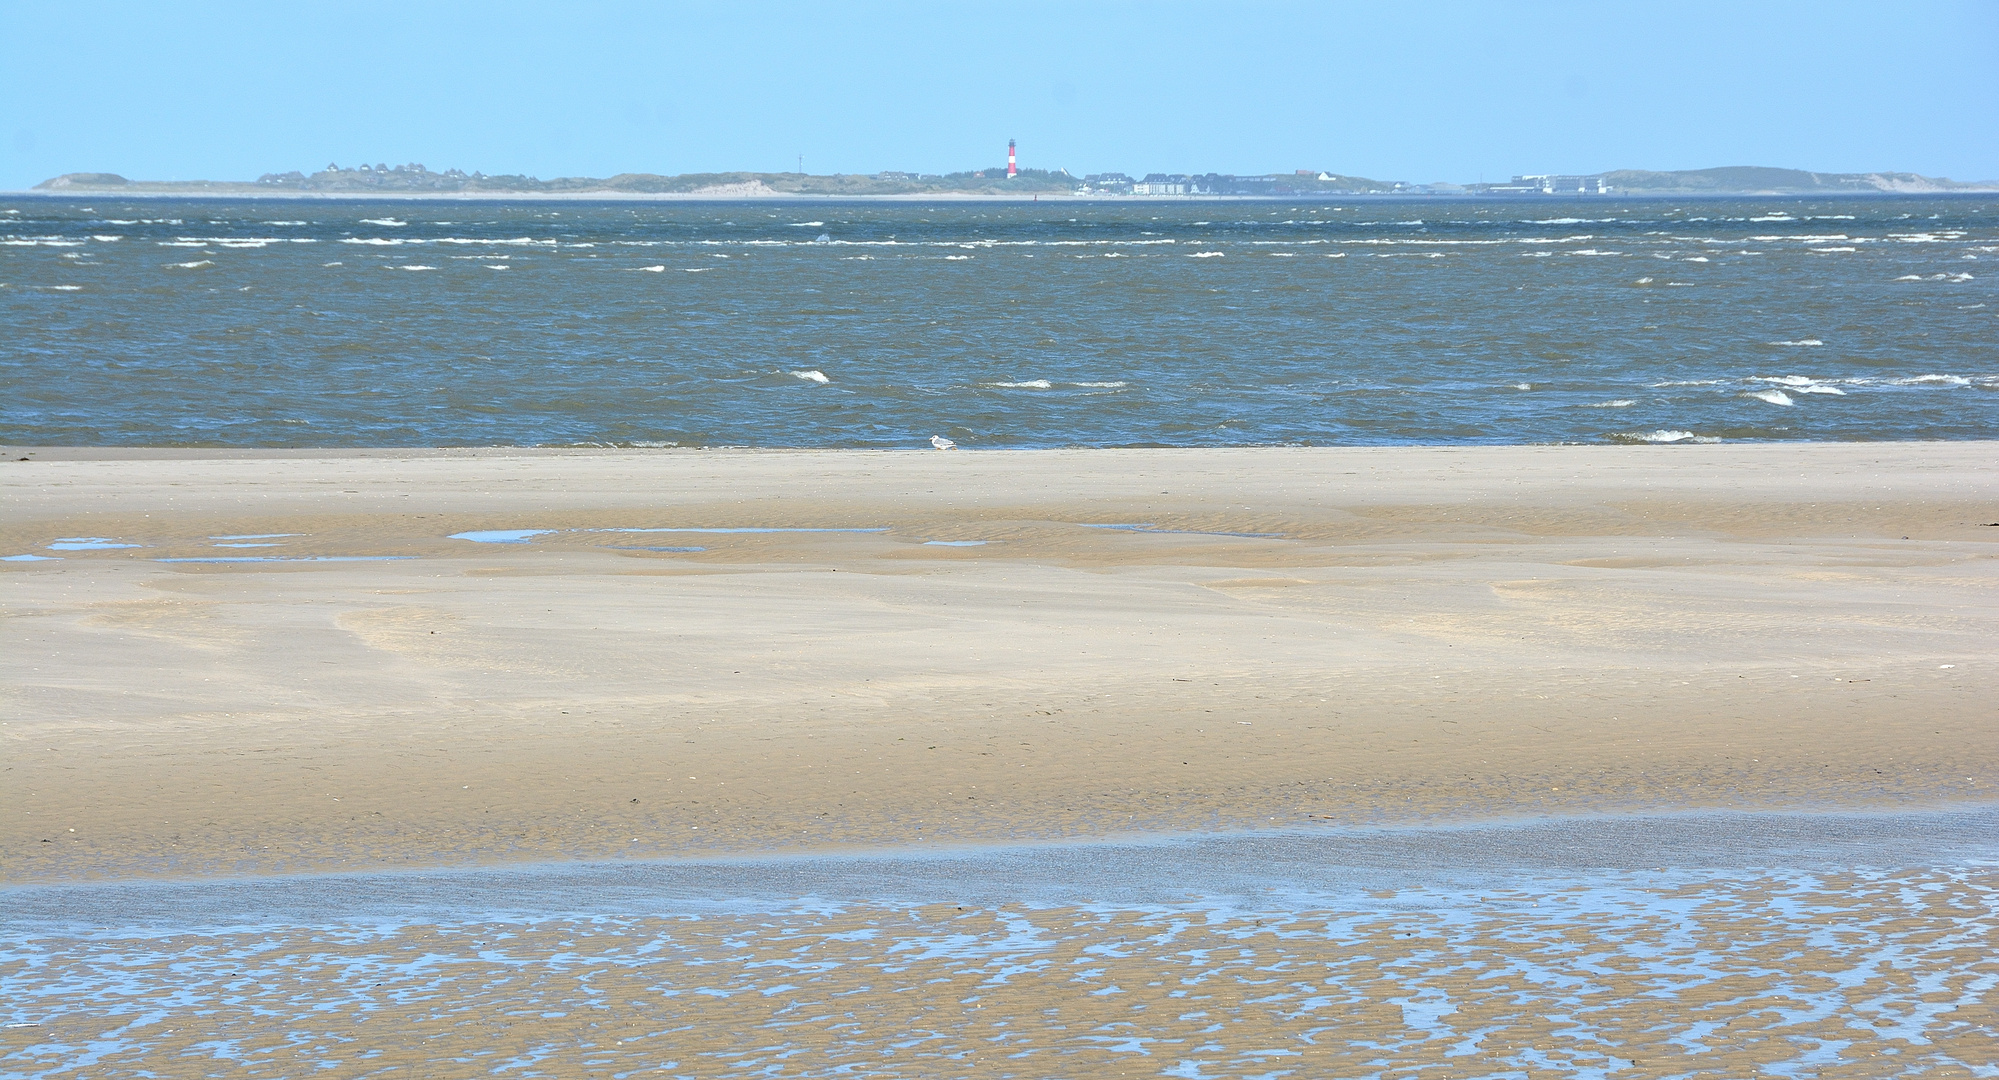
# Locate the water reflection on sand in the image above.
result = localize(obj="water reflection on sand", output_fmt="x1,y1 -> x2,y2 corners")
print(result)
4,811 -> 1994,1078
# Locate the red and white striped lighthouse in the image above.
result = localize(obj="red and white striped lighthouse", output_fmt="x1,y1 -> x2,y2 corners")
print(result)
1007,139 -> 1017,179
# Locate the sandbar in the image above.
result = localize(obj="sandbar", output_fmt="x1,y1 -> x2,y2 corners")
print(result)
3,443 -> 1994,884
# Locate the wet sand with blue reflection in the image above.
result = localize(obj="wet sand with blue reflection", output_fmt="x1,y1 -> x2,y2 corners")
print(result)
4,811 -> 1995,1079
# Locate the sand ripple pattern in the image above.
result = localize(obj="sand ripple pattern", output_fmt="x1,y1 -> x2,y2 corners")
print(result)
4,864 -> 1994,1078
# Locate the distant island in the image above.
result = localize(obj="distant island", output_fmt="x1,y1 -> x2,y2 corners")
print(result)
29,163 -> 1998,198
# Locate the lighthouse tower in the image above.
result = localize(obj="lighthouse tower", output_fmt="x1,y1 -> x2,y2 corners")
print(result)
1007,139 -> 1017,179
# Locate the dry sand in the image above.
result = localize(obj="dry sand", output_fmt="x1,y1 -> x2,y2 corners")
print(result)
4,443 -> 1995,883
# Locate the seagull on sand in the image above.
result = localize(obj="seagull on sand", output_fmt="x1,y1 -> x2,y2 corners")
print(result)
930,435 -> 956,450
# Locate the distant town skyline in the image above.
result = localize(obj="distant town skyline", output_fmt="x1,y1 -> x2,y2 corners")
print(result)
3,1 -> 1995,192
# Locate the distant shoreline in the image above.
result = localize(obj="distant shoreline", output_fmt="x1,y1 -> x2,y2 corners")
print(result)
22,162 -> 1999,200
7,188 -> 1126,203
9,187 -> 1997,203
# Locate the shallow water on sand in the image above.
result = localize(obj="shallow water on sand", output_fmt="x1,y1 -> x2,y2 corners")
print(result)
5,811 -> 1994,1078
4,196 -> 1995,448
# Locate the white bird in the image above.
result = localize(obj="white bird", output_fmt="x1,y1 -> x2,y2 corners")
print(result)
930,435 -> 956,450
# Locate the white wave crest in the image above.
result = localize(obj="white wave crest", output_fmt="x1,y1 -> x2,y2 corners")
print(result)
1071,381 -> 1128,388
1187,251 -> 1225,258
1629,429 -> 1720,443
1756,376 -> 1848,396
1744,389 -> 1794,406
1584,400 -> 1637,408
1769,340 -> 1822,347
991,380 -> 1052,389
1893,374 -> 1971,387
166,260 -> 214,269
791,370 -> 830,384
634,265 -> 666,272
395,265 -> 437,271
360,218 -> 407,226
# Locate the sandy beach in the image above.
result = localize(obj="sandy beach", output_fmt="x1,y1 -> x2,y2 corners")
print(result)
6,442 -> 1998,1077
4,442 -> 1993,884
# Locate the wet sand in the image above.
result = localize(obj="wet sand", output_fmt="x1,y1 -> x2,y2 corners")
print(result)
4,443 -> 1996,882
6,812 -> 1997,1079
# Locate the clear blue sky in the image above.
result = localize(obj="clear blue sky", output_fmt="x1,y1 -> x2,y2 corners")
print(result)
4,0 -> 1995,189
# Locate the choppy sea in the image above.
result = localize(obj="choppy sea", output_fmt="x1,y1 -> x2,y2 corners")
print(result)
3,195 -> 1994,448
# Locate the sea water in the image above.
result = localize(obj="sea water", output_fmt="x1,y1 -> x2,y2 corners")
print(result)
2,196 -> 1994,448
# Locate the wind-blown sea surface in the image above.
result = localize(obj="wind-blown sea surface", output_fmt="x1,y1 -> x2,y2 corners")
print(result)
2,195 -> 1993,447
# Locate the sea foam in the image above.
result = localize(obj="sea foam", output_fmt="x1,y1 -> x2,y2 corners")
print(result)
1628,430 -> 1719,443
